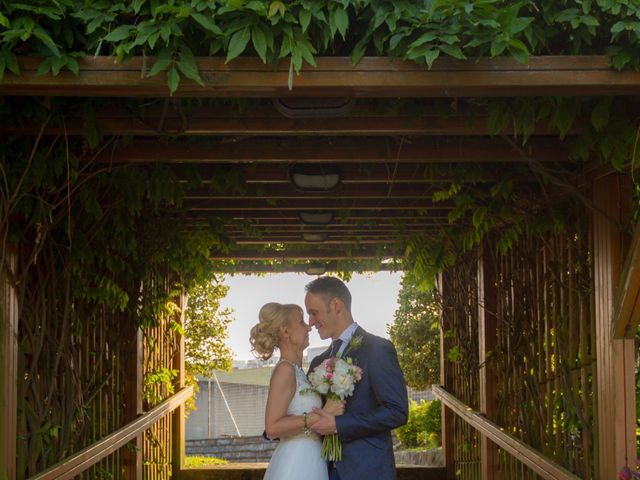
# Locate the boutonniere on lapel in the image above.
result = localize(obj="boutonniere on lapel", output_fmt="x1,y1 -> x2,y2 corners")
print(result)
305,334 -> 364,461
338,334 -> 363,359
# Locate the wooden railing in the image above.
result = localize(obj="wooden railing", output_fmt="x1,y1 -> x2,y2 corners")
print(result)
28,386 -> 193,480
432,385 -> 582,480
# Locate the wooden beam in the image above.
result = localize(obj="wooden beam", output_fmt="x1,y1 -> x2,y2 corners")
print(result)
611,218 -> 640,338
183,183 -> 439,200
1,248 -> 18,480
93,137 -> 570,164
3,56 -> 640,98
0,112 -> 588,137
209,248 -> 398,261
185,198 -> 452,211
592,172 -> 636,478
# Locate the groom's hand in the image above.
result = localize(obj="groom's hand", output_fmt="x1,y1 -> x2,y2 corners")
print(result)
310,407 -> 338,435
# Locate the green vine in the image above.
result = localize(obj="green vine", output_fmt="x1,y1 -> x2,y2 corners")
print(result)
2,1 -> 640,92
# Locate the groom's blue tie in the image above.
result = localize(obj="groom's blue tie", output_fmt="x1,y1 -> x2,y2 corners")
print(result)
329,339 -> 343,357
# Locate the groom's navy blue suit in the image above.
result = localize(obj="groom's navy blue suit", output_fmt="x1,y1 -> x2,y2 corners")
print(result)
309,326 -> 409,480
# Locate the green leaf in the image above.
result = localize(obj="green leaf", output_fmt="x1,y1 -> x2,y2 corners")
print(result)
299,9 -> 312,32
268,1 -> 285,17
0,12 -> 9,28
1,49 -> 20,76
251,26 -> 267,63
177,51 -> 204,86
226,27 -> 251,63
65,56 -> 79,75
33,26 -> 61,57
103,25 -> 135,42
167,65 -> 180,94
439,44 -> 465,60
591,98 -> 611,132
36,57 -> 53,76
191,12 -> 223,35
424,49 -> 439,68
332,7 -> 349,39
83,102 -> 101,149
148,48 -> 173,77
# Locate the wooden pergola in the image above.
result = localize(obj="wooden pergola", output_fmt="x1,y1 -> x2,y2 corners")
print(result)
1,55 -> 638,480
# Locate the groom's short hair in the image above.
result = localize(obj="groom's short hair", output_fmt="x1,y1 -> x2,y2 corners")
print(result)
305,276 -> 352,312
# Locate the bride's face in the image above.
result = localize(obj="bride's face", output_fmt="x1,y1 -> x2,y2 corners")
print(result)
285,310 -> 311,351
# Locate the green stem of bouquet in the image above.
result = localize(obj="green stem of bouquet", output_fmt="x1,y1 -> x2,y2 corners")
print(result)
321,434 -> 342,461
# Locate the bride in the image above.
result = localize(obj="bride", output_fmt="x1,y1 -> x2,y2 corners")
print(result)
250,302 -> 344,480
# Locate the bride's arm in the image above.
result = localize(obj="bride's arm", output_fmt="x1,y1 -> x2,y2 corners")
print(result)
265,363 -> 345,439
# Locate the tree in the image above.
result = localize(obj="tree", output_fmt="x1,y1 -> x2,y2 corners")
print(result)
184,275 -> 234,377
388,272 -> 440,390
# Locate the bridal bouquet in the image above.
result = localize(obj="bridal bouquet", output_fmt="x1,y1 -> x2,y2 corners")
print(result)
307,356 -> 363,461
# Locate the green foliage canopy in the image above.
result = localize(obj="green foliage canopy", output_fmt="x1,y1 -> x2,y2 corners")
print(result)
184,276 -> 234,376
388,272 -> 440,390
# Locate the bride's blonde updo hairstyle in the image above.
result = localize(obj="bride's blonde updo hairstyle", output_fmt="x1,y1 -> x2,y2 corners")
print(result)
250,302 -> 303,360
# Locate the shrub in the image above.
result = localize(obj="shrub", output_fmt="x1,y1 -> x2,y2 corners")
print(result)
396,399 -> 442,449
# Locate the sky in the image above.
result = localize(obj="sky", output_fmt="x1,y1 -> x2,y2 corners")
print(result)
219,272 -> 403,360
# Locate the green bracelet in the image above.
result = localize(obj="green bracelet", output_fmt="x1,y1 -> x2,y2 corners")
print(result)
302,412 -> 310,435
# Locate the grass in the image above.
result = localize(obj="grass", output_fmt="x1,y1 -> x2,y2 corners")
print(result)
185,456 -> 228,468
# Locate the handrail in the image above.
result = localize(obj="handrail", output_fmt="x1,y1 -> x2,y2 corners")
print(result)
28,386 -> 193,480
432,385 -> 581,480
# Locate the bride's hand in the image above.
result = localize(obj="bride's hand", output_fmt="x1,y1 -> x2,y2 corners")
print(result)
323,398 -> 345,416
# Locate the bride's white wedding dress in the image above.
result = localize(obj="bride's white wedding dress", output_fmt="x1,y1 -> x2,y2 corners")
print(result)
263,360 -> 328,480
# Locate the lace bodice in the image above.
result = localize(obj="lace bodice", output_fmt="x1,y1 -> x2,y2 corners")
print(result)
279,359 -> 322,416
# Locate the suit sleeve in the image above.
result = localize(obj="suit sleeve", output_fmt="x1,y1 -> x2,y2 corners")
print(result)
335,339 -> 409,442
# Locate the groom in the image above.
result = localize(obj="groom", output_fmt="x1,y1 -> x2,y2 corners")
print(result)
306,276 -> 408,480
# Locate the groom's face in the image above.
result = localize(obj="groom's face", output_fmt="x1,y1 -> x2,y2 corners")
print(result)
304,292 -> 338,340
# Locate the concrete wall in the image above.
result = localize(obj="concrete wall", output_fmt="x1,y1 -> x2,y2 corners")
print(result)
187,381 -> 270,440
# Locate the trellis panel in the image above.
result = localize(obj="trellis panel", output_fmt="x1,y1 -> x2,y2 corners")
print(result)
1,248 -> 18,480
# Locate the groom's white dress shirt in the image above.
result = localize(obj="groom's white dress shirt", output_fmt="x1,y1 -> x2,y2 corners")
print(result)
334,322 -> 359,357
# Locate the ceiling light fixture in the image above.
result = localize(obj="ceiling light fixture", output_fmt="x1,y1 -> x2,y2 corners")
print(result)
305,264 -> 327,275
302,232 -> 328,242
290,164 -> 341,192
273,97 -> 355,118
299,211 -> 334,225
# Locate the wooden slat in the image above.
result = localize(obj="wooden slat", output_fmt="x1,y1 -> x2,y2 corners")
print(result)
93,137 -> 570,164
592,173 -> 636,478
122,324 -> 143,480
3,56 -> 640,97
28,386 -> 193,480
433,386 -> 582,480
611,218 -> 640,338
477,248 -> 499,480
172,292 -> 187,473
0,248 -> 18,480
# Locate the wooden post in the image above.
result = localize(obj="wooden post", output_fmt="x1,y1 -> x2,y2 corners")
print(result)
122,318 -> 143,480
172,291 -> 187,476
1,249 -> 18,480
437,270 -> 456,480
477,247 -> 499,480
592,172 -> 636,478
